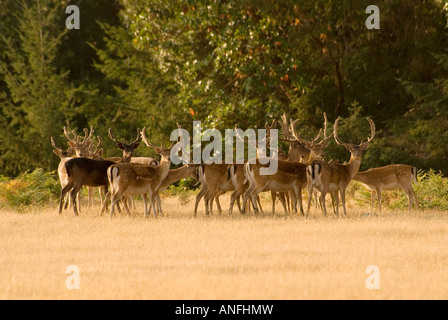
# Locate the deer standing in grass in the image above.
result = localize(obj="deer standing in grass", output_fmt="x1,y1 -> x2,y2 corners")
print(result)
106,128 -> 159,210
230,123 -> 308,215
277,112 -> 333,212
353,164 -> 418,212
106,127 -> 176,218
51,137 -> 75,208
54,125 -> 96,211
59,156 -> 116,216
306,117 -> 375,217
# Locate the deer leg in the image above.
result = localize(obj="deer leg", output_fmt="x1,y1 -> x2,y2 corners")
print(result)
296,188 -> 304,215
156,193 -> 163,216
278,192 -> 288,215
70,185 -> 83,216
59,182 -> 74,215
242,184 -> 258,213
110,189 -> 124,218
271,191 -> 277,214
122,195 -> 131,217
320,191 -> 328,216
333,191 -> 339,216
150,192 -> 157,218
214,191 -> 224,215
88,187 -> 94,208
194,186 -> 207,217
100,191 -> 110,216
305,185 -> 314,217
142,194 -> 149,217
370,189 -> 376,211
339,188 -> 347,216
375,188 -> 381,213
229,188 -> 242,214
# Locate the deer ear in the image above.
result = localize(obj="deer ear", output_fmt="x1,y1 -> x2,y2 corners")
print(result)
154,147 -> 162,154
117,143 -> 125,150
68,141 -> 76,147
53,149 -> 61,157
98,148 -> 103,157
132,142 -> 140,149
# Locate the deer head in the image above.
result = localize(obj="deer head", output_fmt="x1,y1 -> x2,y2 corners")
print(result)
333,117 -> 376,159
63,125 -> 95,157
108,128 -> 141,163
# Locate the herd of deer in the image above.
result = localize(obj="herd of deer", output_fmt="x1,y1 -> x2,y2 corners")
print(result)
51,114 -> 419,218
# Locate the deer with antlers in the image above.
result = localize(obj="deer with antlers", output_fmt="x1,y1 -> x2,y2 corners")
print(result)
106,127 -> 176,218
107,128 -> 158,166
273,113 -> 334,212
353,164 -> 418,212
306,117 -> 376,217
229,123 -> 306,215
54,125 -> 97,211
225,121 -> 285,215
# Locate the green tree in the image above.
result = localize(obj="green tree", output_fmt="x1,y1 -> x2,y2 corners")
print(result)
0,0 -> 76,175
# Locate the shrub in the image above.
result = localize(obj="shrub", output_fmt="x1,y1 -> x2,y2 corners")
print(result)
0,169 -> 61,212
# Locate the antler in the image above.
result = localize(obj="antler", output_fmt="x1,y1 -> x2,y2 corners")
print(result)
88,136 -> 103,156
360,118 -> 375,149
82,126 -> 95,144
108,128 -> 124,147
333,117 -> 375,149
278,113 -> 296,142
234,125 -> 259,150
63,126 -> 77,143
289,112 -> 332,147
141,127 -> 158,149
318,112 -> 333,145
50,137 -> 63,152
131,128 -> 141,145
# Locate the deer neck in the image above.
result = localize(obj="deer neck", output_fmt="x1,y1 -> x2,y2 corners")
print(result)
345,155 -> 362,181
353,170 -> 369,183
163,166 -> 191,186
158,159 -> 171,181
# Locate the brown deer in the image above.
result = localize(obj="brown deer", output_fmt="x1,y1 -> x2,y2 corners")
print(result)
306,117 -> 375,216
353,164 -> 418,212
106,127 -> 176,218
59,157 -> 116,216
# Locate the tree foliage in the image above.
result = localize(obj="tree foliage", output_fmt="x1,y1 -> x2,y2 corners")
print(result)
0,0 -> 447,175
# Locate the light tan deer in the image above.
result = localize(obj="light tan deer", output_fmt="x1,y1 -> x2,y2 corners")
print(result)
154,164 -> 199,215
306,117 -> 375,217
242,159 -> 308,214
227,122 -> 284,215
55,125 -> 96,211
353,164 -> 418,212
51,137 -> 75,209
193,163 -> 236,216
276,113 -> 333,212
106,127 -> 176,218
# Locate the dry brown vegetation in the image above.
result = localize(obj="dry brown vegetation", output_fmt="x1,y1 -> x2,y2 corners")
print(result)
1,195 -> 447,300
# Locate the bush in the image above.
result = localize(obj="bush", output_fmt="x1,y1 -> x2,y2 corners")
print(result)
0,168 -> 61,212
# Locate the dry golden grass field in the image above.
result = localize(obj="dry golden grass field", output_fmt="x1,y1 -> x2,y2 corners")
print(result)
1,194 -> 447,300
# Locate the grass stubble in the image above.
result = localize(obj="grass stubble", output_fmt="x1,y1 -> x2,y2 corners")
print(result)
0,195 -> 447,300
